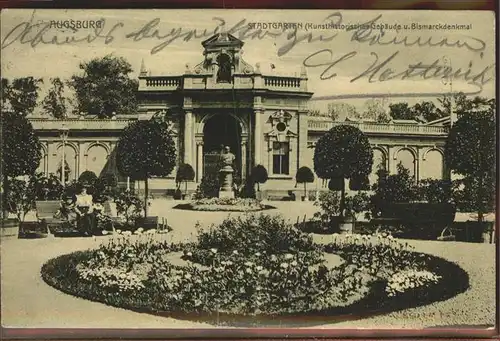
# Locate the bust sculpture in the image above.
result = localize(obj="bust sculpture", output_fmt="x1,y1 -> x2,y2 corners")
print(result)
220,146 -> 235,169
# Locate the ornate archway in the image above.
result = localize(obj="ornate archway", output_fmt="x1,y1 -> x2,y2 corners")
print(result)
196,113 -> 248,182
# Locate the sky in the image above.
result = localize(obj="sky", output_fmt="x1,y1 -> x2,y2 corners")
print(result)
1,9 -> 496,113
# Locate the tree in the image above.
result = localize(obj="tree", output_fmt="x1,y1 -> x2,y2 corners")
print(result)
314,125 -> 373,216
1,112 -> 42,218
42,77 -> 67,119
444,100 -> 495,222
1,77 -> 42,116
69,55 -> 138,118
389,102 -> 413,120
327,102 -> 357,121
251,165 -> 268,192
361,98 -> 391,123
296,166 -> 315,199
370,163 -> 418,218
176,163 -> 195,196
411,101 -> 441,122
116,119 -> 176,216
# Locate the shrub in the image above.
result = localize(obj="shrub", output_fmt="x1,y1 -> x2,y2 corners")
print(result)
175,163 -> 195,195
417,178 -> 452,203
181,197 -> 269,212
194,173 -> 220,199
78,171 -> 98,186
250,165 -> 268,191
100,173 -> 118,188
113,189 -> 144,225
195,214 -> 321,260
3,177 -> 36,222
239,177 -> 257,199
349,175 -> 370,191
32,173 -> 64,200
370,163 -> 418,218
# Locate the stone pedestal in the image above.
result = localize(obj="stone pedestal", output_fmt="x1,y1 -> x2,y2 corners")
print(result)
219,166 -> 235,199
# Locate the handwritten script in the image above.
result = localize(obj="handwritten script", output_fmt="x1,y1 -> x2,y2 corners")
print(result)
1,11 -> 493,93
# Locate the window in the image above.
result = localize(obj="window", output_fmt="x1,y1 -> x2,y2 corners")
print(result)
216,54 -> 232,83
272,141 -> 289,175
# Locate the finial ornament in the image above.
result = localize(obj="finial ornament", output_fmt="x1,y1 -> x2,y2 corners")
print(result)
140,59 -> 148,76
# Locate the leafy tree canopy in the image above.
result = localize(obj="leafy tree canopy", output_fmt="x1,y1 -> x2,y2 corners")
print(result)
360,98 -> 391,123
42,77 -> 67,119
116,119 -> 177,180
313,124 -> 373,180
389,101 -> 444,123
1,77 -> 43,116
1,111 -> 42,178
69,55 -> 138,118
176,163 -> 195,183
444,99 -> 495,177
296,166 -> 315,183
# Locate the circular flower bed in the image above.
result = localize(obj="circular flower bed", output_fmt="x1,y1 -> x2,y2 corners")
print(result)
41,214 -> 469,326
173,197 -> 275,212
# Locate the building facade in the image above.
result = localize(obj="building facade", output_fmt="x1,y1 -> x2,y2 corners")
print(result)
30,33 -> 450,195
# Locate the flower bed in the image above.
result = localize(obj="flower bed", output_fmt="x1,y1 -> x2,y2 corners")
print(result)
41,214 -> 469,326
173,197 -> 275,212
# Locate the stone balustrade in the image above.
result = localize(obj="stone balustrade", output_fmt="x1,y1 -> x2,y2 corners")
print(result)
308,119 -> 449,135
144,77 -> 183,90
139,74 -> 304,91
30,118 -> 135,131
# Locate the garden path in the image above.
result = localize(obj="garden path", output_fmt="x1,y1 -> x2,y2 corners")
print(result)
1,200 -> 496,329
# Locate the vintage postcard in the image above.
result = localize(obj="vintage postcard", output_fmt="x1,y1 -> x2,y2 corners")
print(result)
0,9 -> 496,331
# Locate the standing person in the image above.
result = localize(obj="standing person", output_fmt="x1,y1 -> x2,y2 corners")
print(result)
74,183 -> 95,236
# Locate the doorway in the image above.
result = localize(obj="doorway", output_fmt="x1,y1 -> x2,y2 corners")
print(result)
203,114 -> 242,178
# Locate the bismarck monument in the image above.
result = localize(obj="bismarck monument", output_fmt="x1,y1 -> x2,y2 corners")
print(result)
219,146 -> 236,198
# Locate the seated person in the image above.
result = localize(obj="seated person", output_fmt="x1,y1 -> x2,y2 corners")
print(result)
74,183 -> 96,236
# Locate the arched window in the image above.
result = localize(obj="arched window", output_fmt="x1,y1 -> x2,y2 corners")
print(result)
422,149 -> 444,179
369,148 -> 387,184
217,54 -> 232,83
396,148 -> 416,177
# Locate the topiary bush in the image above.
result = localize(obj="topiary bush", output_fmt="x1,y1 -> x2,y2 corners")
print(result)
78,171 -> 98,186
250,165 -> 268,191
175,163 -> 195,195
296,166 -> 315,199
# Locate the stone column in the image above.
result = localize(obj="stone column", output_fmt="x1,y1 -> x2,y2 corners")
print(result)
241,139 -> 247,180
196,141 -> 204,182
184,110 -> 193,165
254,109 -> 262,165
267,138 -> 273,173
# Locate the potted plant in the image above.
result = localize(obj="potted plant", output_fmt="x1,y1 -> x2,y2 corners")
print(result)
313,124 -> 373,233
251,165 -> 268,201
1,111 -> 42,238
175,163 -> 195,200
2,177 -> 38,238
296,166 -> 315,201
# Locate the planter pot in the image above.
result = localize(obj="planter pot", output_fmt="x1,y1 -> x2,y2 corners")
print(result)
256,191 -> 266,201
339,217 -> 355,234
1,218 -> 20,238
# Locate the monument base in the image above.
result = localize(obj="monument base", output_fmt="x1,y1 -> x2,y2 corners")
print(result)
218,190 -> 235,199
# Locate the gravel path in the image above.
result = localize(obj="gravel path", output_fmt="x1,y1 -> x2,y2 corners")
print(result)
1,200 -> 496,329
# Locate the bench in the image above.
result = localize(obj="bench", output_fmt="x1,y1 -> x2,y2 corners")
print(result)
35,200 -> 67,236
370,217 -> 403,233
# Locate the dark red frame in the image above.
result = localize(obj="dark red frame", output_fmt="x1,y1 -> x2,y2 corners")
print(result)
0,0 -> 498,340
